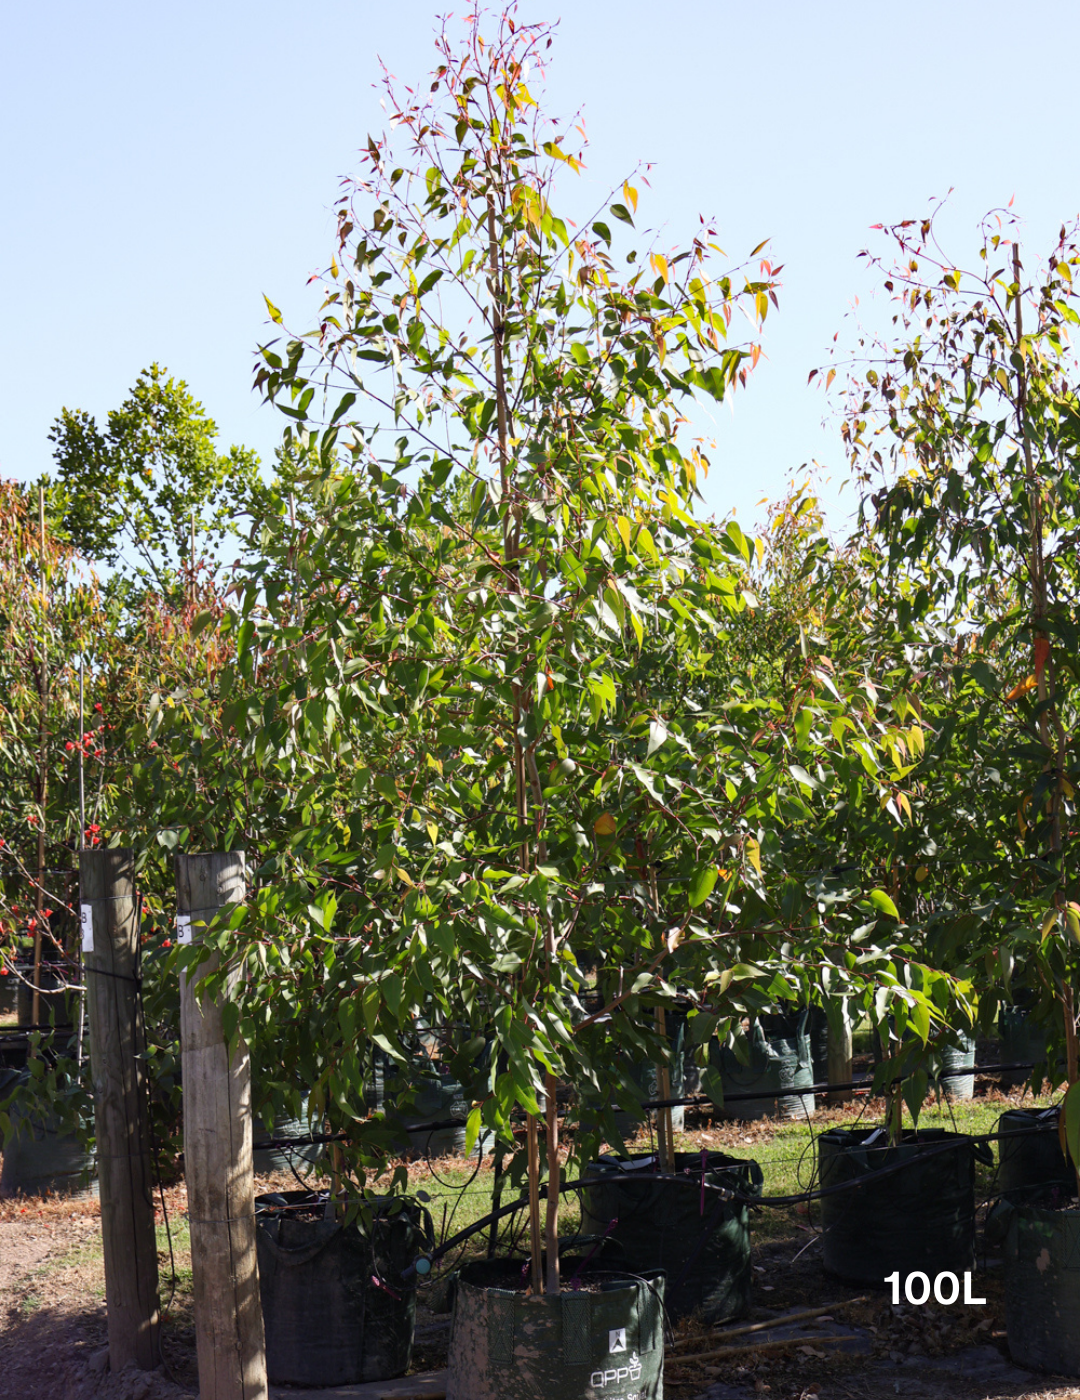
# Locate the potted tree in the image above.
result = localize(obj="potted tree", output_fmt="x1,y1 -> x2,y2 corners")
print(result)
837,204 -> 1080,1367
132,18 -> 995,1394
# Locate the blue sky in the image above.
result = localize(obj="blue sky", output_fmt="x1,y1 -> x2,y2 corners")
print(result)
4,0 -> 1078,538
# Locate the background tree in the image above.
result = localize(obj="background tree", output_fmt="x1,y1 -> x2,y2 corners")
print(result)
49,363 -> 261,600
836,203 -> 1080,1138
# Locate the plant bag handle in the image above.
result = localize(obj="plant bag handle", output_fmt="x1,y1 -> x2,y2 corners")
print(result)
972,1138 -> 995,1167
983,1198 -> 1014,1248
259,1215 -> 343,1267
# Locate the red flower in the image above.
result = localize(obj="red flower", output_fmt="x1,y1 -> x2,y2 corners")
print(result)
162,938 -> 172,949
94,703 -> 103,713
65,741 -> 75,752
0,968 -> 7,976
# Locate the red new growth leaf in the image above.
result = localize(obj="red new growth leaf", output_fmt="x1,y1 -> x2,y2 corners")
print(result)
1034,635 -> 1050,685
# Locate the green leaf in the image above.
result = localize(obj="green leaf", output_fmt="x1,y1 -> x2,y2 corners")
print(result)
1064,1081 -> 1080,1169
688,863 -> 719,908
868,889 -> 900,920
221,1000 -> 240,1047
610,202 -> 634,226
464,1103 -> 483,1157
264,295 -> 283,324
190,609 -> 216,638
902,1067 -> 928,1128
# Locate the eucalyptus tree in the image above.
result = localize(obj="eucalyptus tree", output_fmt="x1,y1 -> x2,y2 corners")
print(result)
147,13 -> 970,1292
837,203 -> 1080,1135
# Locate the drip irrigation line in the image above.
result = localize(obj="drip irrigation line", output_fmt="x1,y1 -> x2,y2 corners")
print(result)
0,1024 -> 76,1037
248,1058 -> 1043,1150
401,1123 -> 1068,1278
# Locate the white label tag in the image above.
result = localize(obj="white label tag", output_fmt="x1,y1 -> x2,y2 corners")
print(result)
609,1328 -> 627,1354
177,914 -> 193,945
80,904 -> 94,953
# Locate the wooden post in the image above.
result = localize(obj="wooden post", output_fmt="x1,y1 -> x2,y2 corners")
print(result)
827,999 -> 853,1106
177,852 -> 267,1400
81,847 -> 160,1372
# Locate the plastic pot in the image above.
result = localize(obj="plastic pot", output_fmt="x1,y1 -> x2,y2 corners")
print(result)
996,1198 -> 1080,1375
581,1150 -> 762,1322
818,1126 -> 990,1285
935,1030 -> 976,1102
254,1190 -> 427,1386
996,1108 -> 1073,1200
709,1011 -> 815,1121
446,1257 -> 665,1400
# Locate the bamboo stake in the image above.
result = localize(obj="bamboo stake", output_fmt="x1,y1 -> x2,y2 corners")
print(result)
75,658 -> 86,1067
544,1068 -> 560,1295
655,1005 -> 675,1172
31,484 -> 47,1031
670,1297 -> 867,1349
526,1112 -> 543,1294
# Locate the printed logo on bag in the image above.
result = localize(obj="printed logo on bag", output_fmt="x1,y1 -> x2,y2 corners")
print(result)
609,1328 -> 627,1353
590,1353 -> 643,1389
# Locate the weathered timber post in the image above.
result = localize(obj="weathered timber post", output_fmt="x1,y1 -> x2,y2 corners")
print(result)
81,846 -> 160,1372
177,852 -> 267,1400
827,998 -> 853,1106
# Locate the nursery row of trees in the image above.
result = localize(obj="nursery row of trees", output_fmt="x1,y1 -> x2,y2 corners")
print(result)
3,10 -> 1080,1293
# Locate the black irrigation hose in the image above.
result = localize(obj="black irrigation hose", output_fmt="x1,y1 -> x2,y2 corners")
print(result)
401,1123 -> 1068,1279
0,1024 -> 76,1037
249,1060 -> 1044,1150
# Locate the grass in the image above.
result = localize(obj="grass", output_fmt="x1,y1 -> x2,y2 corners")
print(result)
392,1085 -> 1066,1259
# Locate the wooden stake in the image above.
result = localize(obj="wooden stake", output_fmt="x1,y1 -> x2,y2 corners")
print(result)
827,999 -> 853,1106
526,1111 -> 543,1295
655,1006 -> 675,1172
82,847 -> 160,1371
177,852 -> 267,1400
544,1069 -> 560,1295
487,1138 -> 506,1258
